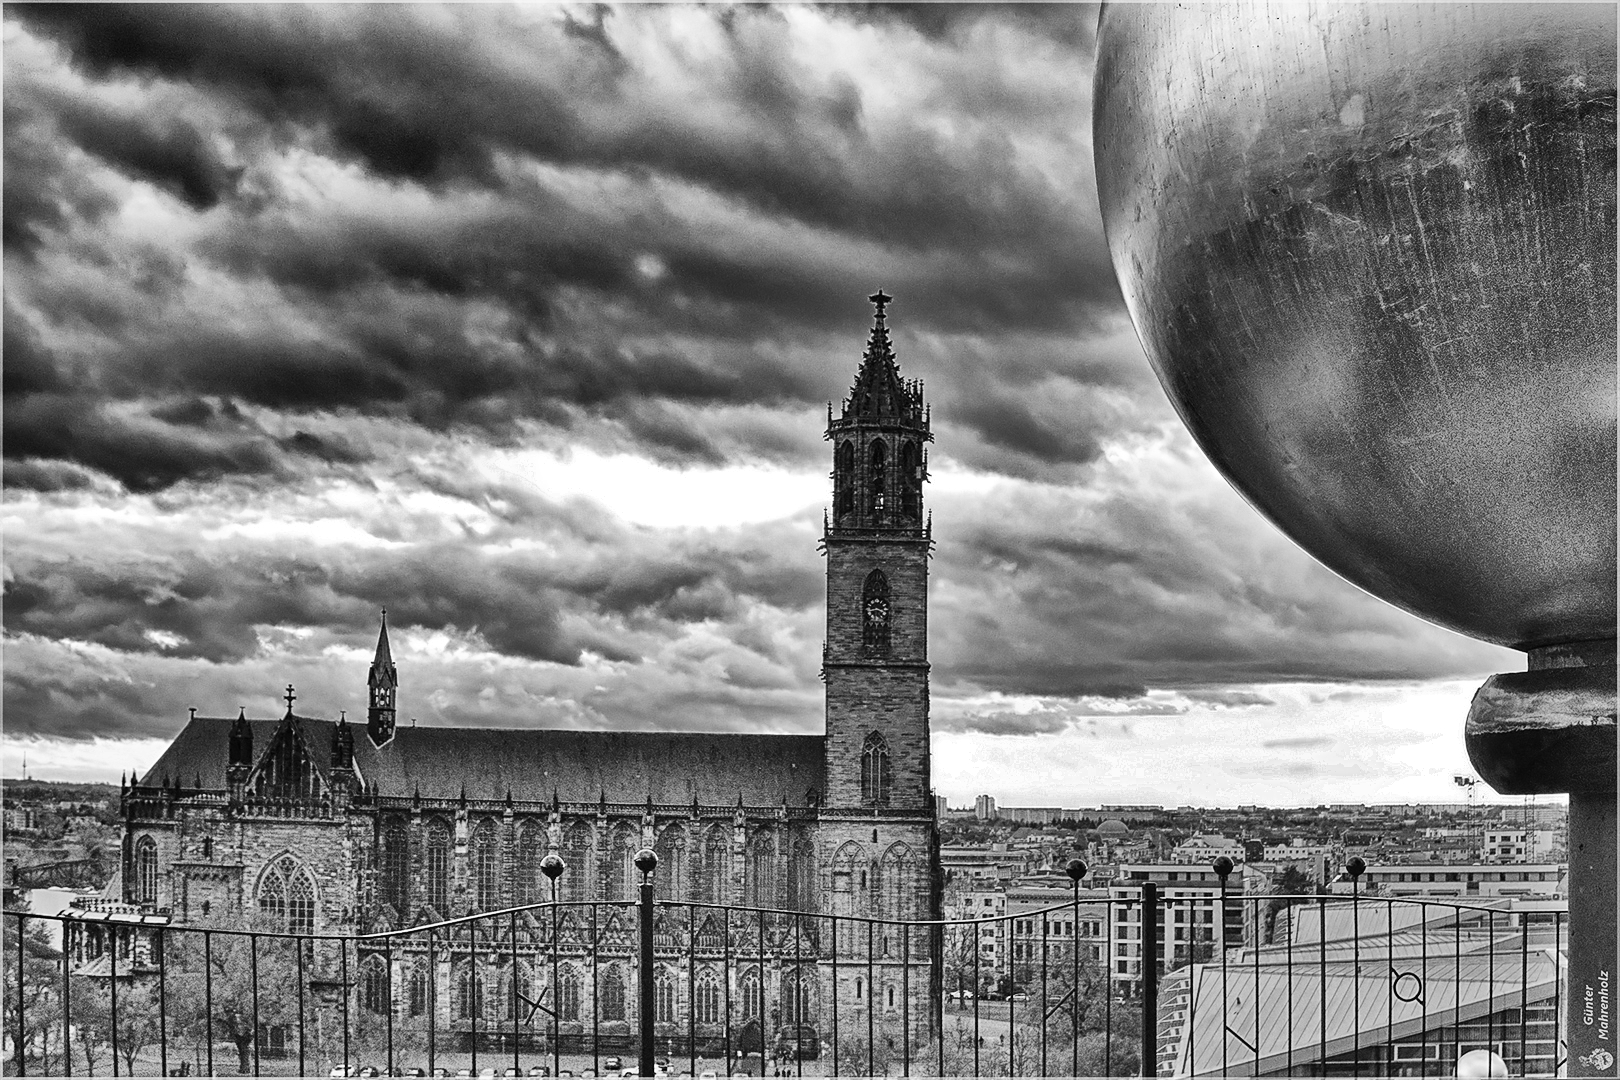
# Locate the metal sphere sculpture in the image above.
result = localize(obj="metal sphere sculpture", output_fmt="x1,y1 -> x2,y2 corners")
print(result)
1094,4 -> 1616,651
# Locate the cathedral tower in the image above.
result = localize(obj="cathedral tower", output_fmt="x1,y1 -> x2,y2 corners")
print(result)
367,611 -> 397,747
821,292 -> 938,929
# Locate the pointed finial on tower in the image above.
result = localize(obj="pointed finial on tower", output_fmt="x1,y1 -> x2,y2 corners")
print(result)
284,684 -> 297,714
869,290 -> 891,319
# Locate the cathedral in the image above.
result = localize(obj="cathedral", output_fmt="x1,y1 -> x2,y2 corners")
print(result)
119,293 -> 940,1054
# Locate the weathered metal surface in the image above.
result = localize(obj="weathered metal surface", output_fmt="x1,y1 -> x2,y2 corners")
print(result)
1464,663 -> 1618,793
1094,3 -> 1617,650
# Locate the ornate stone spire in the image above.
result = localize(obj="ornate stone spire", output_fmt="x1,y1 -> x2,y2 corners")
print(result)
367,610 -> 398,748
844,291 -> 922,423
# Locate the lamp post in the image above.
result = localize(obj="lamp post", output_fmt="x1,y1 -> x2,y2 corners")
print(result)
635,848 -> 659,1080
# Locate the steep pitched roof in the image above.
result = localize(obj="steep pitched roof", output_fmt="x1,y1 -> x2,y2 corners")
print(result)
139,716 -> 825,807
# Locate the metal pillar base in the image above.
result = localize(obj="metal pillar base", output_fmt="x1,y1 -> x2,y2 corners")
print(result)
1465,640 -> 1617,1079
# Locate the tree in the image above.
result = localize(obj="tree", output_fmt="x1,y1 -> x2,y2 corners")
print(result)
940,921 -> 995,1003
1262,865 -> 1315,944
4,913 -> 65,1074
70,979 -> 161,1076
167,916 -> 302,1073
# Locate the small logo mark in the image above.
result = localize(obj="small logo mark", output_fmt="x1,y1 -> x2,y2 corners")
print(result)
1579,1048 -> 1615,1071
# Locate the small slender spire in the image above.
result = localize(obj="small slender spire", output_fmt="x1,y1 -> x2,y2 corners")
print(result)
284,684 -> 297,715
373,610 -> 394,667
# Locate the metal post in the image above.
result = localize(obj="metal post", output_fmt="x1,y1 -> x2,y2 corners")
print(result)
156,932 -> 166,1080
110,919 -> 121,1077
1347,857 -> 1365,1079
636,848 -> 658,1080
1068,859 -> 1085,1079
510,909 -> 519,1078
830,918 -> 839,1079
341,936 -> 351,1078
297,931 -> 307,1079
251,933 -> 260,1077
204,931 -> 214,1077
63,917 -> 74,1078
1141,881 -> 1159,1079
542,856 -> 562,1080
1213,856 -> 1233,1079
15,912 -> 27,1078
426,928 -> 436,1076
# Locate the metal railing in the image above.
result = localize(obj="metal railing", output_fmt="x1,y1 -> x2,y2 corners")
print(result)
4,854 -> 1565,1077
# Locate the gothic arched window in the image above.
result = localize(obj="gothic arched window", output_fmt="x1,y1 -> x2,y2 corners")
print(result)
835,442 -> 855,518
472,818 -> 499,911
862,569 -> 891,651
694,967 -> 721,1025
606,823 -> 639,902
455,962 -> 483,1021
360,955 -> 389,1015
256,854 -> 317,933
557,964 -> 582,1021
380,819 -> 410,916
783,968 -> 817,1026
861,732 -> 892,807
409,962 -> 429,1017
740,967 -> 762,1021
654,965 -> 676,1023
501,961 -> 534,1021
562,821 -> 593,902
135,835 -> 159,905
900,441 -> 920,518
868,440 -> 887,515
701,825 -> 729,905
880,842 -> 915,922
830,842 -> 863,918
425,820 -> 451,913
786,831 -> 816,913
746,829 -> 778,909
600,963 -> 627,1022
515,821 -> 543,906
655,825 -> 687,902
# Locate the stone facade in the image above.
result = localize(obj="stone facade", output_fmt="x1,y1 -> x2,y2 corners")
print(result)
118,294 -> 941,1054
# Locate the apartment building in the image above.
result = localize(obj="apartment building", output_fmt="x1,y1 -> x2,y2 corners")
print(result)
1329,863 -> 1564,899
1109,864 -> 1244,998
1005,883 -> 1110,986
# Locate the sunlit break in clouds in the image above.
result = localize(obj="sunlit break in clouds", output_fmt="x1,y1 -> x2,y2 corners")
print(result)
2,4 -> 1518,804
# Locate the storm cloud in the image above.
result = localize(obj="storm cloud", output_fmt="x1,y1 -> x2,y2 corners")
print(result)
3,5 -> 1518,798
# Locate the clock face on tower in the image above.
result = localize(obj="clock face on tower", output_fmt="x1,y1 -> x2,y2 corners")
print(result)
865,596 -> 889,626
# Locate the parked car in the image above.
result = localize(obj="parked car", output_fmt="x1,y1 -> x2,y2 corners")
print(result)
329,1069 -> 354,1079
603,1058 -> 623,1071
528,1068 -> 552,1078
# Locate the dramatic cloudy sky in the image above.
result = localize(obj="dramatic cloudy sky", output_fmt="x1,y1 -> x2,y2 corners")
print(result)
4,4 -> 1525,806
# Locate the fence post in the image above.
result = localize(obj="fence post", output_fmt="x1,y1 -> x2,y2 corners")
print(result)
636,848 -> 659,1080
1141,881 -> 1159,1078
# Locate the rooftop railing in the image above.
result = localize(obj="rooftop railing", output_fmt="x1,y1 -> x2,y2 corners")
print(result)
3,855 -> 1565,1078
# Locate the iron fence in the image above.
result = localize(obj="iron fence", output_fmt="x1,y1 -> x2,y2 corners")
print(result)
5,854 -> 1566,1078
